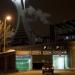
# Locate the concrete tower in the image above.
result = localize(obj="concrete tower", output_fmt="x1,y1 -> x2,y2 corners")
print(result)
11,0 -> 36,45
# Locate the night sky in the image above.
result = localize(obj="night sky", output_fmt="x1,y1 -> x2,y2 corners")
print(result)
0,0 -> 75,36
26,0 -> 75,23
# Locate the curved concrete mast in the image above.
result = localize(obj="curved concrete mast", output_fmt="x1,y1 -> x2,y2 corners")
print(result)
11,0 -> 36,44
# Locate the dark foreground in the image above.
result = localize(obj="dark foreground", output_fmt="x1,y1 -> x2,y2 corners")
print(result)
0,69 -> 75,75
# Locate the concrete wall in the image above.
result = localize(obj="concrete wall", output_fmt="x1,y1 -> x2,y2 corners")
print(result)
0,51 -> 16,73
69,41 -> 75,68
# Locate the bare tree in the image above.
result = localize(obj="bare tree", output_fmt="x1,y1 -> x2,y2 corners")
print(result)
0,20 -> 14,52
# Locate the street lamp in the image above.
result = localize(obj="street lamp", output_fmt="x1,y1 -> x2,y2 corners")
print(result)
3,15 -> 12,52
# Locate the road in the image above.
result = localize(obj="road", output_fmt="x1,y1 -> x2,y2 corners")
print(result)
1,70 -> 75,75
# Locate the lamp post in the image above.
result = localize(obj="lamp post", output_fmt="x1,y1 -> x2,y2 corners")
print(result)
3,15 -> 12,52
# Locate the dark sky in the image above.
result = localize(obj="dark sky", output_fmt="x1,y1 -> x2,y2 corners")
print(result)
0,0 -> 75,23
26,0 -> 75,24
0,0 -> 16,24
42,0 -> 75,24
0,0 -> 75,36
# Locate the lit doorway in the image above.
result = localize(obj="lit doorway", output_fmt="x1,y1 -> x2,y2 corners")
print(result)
16,55 -> 32,70
53,55 -> 69,69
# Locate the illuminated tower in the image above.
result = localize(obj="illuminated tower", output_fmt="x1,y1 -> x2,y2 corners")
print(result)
11,0 -> 36,45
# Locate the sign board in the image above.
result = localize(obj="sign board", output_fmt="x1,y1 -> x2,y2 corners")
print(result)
31,51 -> 41,55
16,51 -> 30,55
43,51 -> 51,55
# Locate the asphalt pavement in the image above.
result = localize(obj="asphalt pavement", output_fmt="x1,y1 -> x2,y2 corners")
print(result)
0,69 -> 75,75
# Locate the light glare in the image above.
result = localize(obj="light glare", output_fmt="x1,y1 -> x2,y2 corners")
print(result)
6,16 -> 12,21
